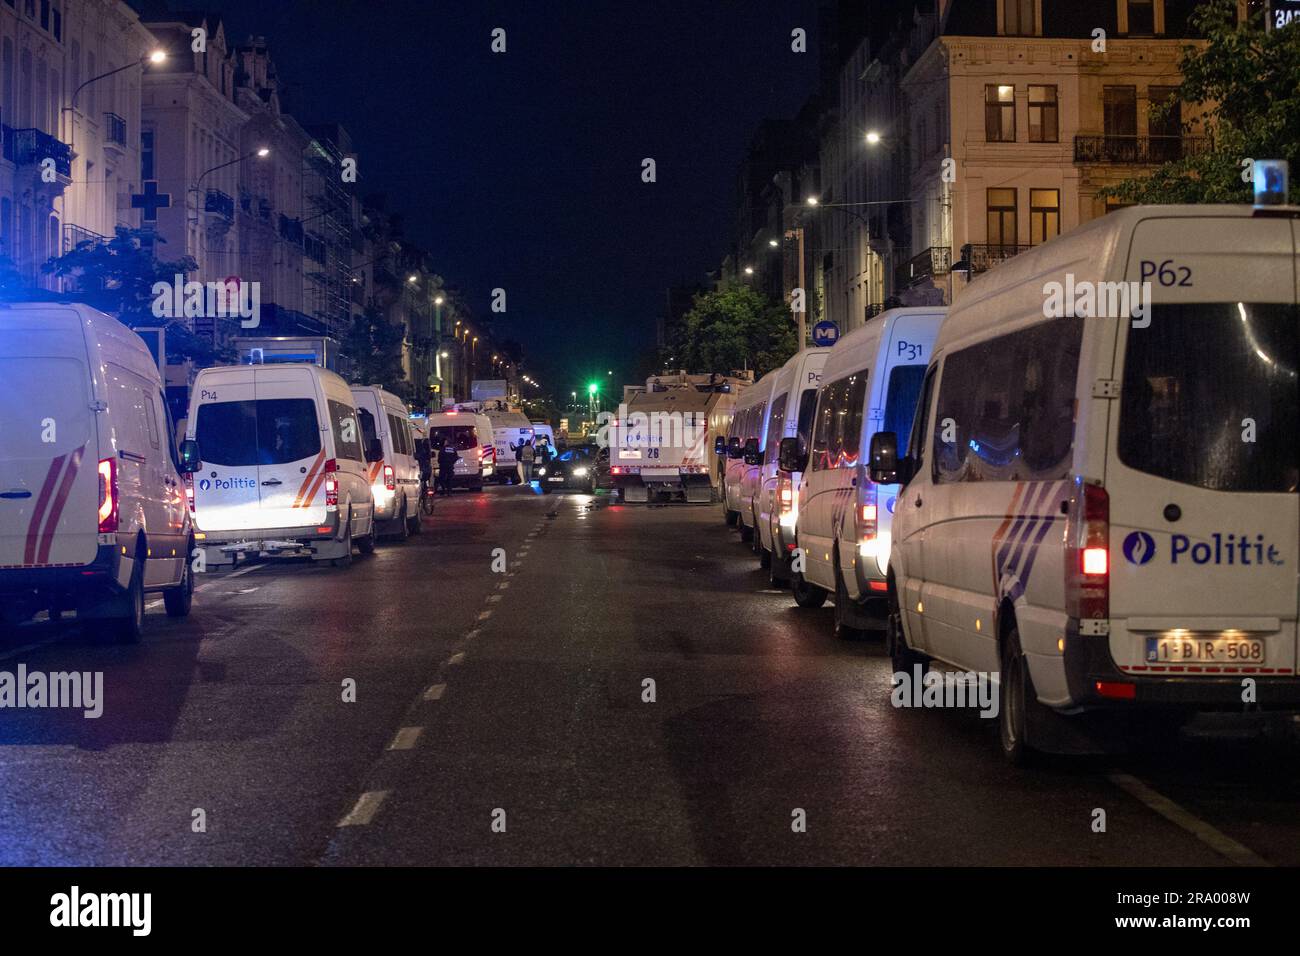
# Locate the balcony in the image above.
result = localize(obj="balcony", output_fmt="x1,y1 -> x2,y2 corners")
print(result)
63,223 -> 109,253
895,246 -> 950,289
12,128 -> 72,179
204,189 -> 235,221
104,113 -> 127,152
961,242 -> 1032,276
278,214 -> 304,244
1073,134 -> 1209,165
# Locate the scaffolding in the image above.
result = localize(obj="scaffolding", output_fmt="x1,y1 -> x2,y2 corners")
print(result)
301,134 -> 352,337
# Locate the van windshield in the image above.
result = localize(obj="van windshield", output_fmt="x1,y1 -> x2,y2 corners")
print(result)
430,425 -> 479,450
195,399 -> 321,466
883,365 -> 925,457
0,358 -> 91,459
1119,303 -> 1298,493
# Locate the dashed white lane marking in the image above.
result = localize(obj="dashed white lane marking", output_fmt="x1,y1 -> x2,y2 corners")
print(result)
423,683 -> 446,701
388,726 -> 423,751
448,652 -> 466,666
486,594 -> 501,603
148,561 -> 265,609
337,789 -> 389,827
1107,772 -> 1271,867
497,581 -> 510,590
477,610 -> 492,621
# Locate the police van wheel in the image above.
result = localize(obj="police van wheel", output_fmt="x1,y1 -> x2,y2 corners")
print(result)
886,591 -> 928,675
791,570 -> 827,609
738,521 -> 753,543
163,542 -> 195,618
832,553 -> 866,640
724,508 -> 739,527
111,555 -> 146,644
750,514 -> 764,556
393,501 -> 410,541
999,625 -> 1039,767
759,543 -> 772,569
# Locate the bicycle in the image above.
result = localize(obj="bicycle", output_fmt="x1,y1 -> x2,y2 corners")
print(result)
419,475 -> 436,516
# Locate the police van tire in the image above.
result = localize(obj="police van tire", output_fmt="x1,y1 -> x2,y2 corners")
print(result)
111,552 -> 146,644
724,508 -> 739,527
999,625 -> 1040,767
392,500 -> 410,541
738,521 -> 753,543
886,586 -> 928,675
163,541 -> 195,618
832,552 -> 866,641
791,570 -> 828,609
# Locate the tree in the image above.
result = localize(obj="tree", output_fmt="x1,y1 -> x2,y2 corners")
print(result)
341,304 -> 409,395
673,283 -> 796,379
1103,0 -> 1300,205
40,227 -> 225,364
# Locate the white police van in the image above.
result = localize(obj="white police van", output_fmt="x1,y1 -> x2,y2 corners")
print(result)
788,308 -> 945,638
0,303 -> 193,641
721,368 -> 776,534
872,205 -> 1299,763
755,347 -> 828,586
185,363 -> 377,567
426,409 -> 495,490
351,385 -> 420,539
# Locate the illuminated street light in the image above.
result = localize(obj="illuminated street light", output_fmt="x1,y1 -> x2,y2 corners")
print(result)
744,266 -> 754,275
435,295 -> 445,305
768,238 -> 778,247
865,130 -> 882,145
805,196 -> 819,206
256,147 -> 271,158
149,50 -> 167,64
407,274 -> 418,284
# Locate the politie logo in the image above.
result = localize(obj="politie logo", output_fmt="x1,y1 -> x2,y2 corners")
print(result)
199,478 -> 211,491
1122,531 -> 1156,565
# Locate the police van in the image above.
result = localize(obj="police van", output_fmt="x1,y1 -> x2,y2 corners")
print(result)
185,363 -> 377,567
869,205 -> 1299,762
426,409 -> 495,490
787,307 -> 945,638
351,385 -> 421,539
722,369 -> 777,532
0,303 -> 194,641
754,347 -> 828,586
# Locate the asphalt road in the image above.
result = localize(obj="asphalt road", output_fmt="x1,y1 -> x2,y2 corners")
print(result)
1,485 -> 1297,866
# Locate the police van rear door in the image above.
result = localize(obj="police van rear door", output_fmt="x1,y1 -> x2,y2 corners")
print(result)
1106,214 -> 1298,678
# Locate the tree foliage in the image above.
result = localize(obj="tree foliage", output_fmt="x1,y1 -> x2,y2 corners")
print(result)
672,283 -> 796,379
1104,0 -> 1300,205
341,304 -> 409,395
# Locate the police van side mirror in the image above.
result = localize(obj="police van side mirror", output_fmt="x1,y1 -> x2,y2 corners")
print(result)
869,432 -> 912,485
178,439 -> 201,474
365,438 -> 384,462
714,436 -> 726,456
742,437 -> 761,465
727,437 -> 743,459
778,437 -> 806,473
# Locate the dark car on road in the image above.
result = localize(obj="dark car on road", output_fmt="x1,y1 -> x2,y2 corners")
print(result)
537,446 -> 598,492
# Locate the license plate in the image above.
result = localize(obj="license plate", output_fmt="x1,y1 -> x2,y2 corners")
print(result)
548,476 -> 563,482
1145,636 -> 1265,664
642,468 -> 679,478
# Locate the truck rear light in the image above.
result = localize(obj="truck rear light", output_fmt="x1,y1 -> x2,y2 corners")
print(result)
778,476 -> 793,513
324,458 -> 339,507
97,457 -> 119,532
1066,481 -> 1109,622
183,473 -> 195,512
859,488 -> 878,543
611,466 -> 622,475
383,464 -> 395,491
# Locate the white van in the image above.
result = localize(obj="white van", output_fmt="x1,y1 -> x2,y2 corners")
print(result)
789,308 -> 945,638
755,347 -> 828,585
721,370 -> 776,532
426,409 -> 495,490
0,303 -> 193,641
351,385 -> 420,539
185,363 -> 376,566
872,205 -> 1299,763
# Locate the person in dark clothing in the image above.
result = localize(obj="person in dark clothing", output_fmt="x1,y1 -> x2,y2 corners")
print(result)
436,441 -> 459,495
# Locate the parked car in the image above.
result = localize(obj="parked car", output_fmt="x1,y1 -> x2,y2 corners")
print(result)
0,303 -> 194,641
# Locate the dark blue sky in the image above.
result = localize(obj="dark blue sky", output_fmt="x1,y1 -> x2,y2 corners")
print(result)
178,0 -> 821,396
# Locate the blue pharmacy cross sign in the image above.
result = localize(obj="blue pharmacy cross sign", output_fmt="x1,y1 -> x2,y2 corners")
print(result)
812,320 -> 840,347
131,181 -> 171,222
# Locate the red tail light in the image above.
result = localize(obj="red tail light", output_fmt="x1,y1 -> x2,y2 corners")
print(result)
778,475 -> 793,514
1066,482 -> 1109,621
611,466 -> 623,475
858,485 -> 878,544
383,464 -> 395,491
324,458 -> 339,507
97,457 -> 118,532
183,473 -> 195,512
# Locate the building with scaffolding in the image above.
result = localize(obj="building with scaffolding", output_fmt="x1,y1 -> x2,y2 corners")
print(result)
301,123 -> 353,338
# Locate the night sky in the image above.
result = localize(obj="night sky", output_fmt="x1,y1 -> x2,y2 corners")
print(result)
160,0 -> 821,397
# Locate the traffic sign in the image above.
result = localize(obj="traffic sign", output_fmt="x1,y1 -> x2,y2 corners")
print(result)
812,320 -> 840,347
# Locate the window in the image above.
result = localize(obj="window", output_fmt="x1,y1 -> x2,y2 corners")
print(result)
140,388 -> 160,448
749,403 -> 767,442
1104,86 -> 1137,138
1029,189 -> 1060,245
140,130 -> 154,181
795,387 -> 818,457
388,413 -> 410,456
910,366 -> 937,478
52,6 -> 60,41
812,374 -> 867,471
985,84 -> 1015,142
195,399 -> 321,466
933,317 -> 1083,483
1028,85 -> 1057,143
1126,0 -> 1156,35
327,399 -> 363,462
987,188 -> 1018,249
357,406 -> 378,458
1119,304 -> 1297,492
764,393 -> 787,463
883,365 -> 926,457
1002,0 -> 1036,35
39,0 -> 48,30
430,425 -> 479,451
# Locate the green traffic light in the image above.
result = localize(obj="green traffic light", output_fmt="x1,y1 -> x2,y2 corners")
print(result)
588,382 -> 598,395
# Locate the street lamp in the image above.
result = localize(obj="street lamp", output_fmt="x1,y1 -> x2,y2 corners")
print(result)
191,147 -> 270,225
865,130 -> 882,145
805,195 -> 819,206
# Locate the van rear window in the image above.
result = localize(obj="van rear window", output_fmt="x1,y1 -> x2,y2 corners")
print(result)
0,358 -> 91,459
883,365 -> 925,457
430,425 -> 479,450
195,399 -> 320,466
1119,303 -> 1298,493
